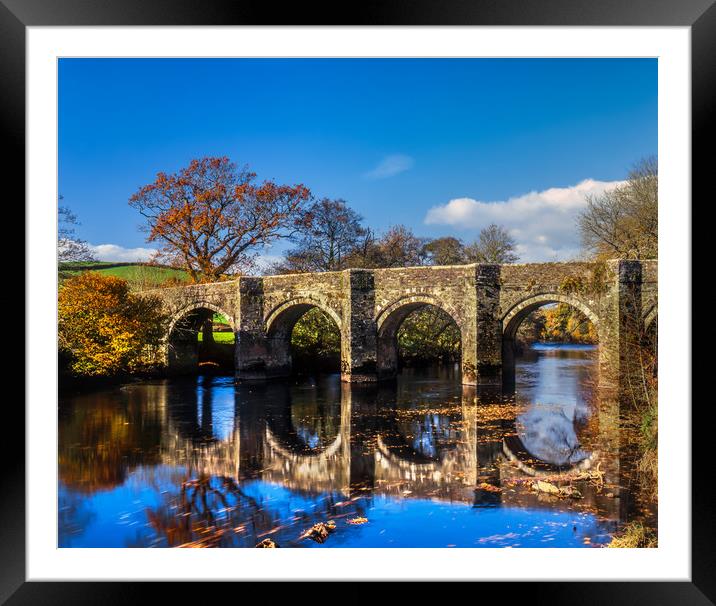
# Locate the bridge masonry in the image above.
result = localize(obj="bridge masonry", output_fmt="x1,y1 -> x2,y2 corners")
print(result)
147,259 -> 657,398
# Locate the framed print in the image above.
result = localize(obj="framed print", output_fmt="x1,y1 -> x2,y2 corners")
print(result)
7,0 -> 713,598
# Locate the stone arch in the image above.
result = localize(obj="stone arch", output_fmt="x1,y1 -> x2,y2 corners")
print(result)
375,294 -> 462,379
165,301 -> 236,373
167,301 -> 236,340
501,292 -> 600,389
502,292 -> 599,340
265,296 -> 342,337
263,297 -> 343,377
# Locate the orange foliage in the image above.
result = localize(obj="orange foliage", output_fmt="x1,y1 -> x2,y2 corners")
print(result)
58,272 -> 167,376
539,303 -> 598,344
129,157 -> 311,282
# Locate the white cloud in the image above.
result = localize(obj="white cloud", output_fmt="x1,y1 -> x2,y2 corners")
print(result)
424,179 -> 624,262
364,154 -> 414,179
90,243 -> 158,263
252,254 -> 284,273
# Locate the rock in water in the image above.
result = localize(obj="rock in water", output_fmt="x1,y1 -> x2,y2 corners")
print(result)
300,521 -> 337,544
532,480 -> 582,499
533,480 -> 561,495
255,538 -> 277,548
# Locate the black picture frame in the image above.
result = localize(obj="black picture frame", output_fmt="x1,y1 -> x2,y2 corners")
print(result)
7,0 -> 712,598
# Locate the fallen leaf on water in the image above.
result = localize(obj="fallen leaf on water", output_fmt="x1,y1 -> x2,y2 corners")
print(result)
475,482 -> 502,493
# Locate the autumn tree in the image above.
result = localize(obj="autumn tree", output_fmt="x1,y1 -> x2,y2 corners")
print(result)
578,156 -> 658,259
58,199 -> 95,264
537,304 -> 597,344
339,227 -> 379,268
58,273 -> 167,376
336,225 -> 422,269
274,198 -> 367,273
423,236 -> 466,265
129,157 -> 311,282
376,225 -> 429,267
465,223 -> 519,264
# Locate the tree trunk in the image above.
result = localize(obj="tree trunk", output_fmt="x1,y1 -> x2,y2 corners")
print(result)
202,317 -> 214,345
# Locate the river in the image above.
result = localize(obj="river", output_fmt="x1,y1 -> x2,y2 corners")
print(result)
58,343 -> 650,548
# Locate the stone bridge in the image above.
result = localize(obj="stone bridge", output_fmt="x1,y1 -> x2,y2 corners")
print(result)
146,259 -> 657,396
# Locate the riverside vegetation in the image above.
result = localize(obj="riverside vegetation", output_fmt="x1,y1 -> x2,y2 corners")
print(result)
58,155 -> 658,547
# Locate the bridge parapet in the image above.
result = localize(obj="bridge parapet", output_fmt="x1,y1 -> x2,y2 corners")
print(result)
144,259 -> 656,397
145,281 -> 239,323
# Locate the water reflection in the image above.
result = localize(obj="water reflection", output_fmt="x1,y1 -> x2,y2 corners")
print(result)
511,344 -> 597,469
59,345 -> 633,548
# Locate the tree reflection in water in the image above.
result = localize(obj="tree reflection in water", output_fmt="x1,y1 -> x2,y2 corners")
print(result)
145,474 -> 277,548
59,345 -> 647,548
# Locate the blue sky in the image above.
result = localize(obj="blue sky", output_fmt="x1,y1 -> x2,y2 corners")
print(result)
58,58 -> 657,264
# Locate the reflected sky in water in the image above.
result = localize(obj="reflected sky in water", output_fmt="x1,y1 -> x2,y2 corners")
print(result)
59,344 -> 630,548
514,344 -> 596,467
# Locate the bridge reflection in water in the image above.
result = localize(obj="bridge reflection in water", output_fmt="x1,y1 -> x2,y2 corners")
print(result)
59,346 -> 641,548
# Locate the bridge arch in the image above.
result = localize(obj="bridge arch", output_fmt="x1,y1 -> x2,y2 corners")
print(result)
376,294 -> 462,379
165,302 -> 236,373
265,296 -> 342,337
502,292 -> 600,341
264,297 -> 343,377
167,301 -> 236,338
501,292 -> 600,388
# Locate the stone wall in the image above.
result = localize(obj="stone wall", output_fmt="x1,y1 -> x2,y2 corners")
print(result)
145,259 -> 657,396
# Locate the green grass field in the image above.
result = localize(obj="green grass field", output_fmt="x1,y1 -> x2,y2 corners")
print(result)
59,262 -> 191,289
197,331 -> 235,344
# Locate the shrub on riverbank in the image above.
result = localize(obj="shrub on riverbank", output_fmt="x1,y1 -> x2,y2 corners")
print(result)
636,385 -> 658,501
607,522 -> 657,548
630,332 -> 658,501
58,272 -> 167,377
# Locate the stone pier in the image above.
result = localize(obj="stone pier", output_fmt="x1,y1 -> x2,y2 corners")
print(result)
146,259 -> 657,395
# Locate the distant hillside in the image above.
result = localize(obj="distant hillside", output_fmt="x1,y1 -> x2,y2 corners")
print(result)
58,261 -> 191,290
